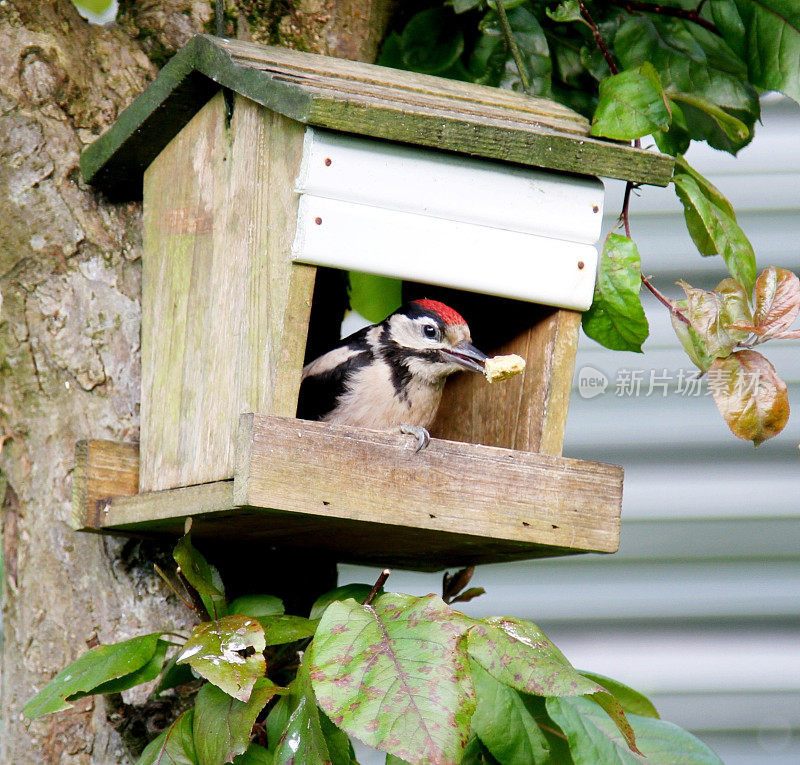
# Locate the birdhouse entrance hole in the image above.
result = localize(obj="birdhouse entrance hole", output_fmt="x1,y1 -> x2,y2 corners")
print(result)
72,36 -> 674,569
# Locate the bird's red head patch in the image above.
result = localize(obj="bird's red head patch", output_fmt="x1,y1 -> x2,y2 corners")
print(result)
411,299 -> 467,327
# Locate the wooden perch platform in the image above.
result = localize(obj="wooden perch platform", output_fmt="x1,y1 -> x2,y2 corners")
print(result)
73,415 -> 622,571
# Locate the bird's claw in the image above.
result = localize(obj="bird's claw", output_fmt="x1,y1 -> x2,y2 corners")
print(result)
398,425 -> 430,452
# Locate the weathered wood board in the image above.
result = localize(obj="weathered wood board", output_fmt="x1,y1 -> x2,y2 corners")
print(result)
73,417 -> 622,571
140,91 -> 315,492
82,35 -> 674,199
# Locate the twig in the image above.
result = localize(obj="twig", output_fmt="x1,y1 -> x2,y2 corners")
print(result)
364,569 -> 391,606
215,0 -> 224,37
611,0 -> 720,35
177,568 -> 213,621
153,564 -> 197,614
578,2 -> 618,75
641,274 -> 691,324
493,0 -> 532,94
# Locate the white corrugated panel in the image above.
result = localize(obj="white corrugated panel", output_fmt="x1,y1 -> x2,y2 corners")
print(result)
341,97 -> 800,764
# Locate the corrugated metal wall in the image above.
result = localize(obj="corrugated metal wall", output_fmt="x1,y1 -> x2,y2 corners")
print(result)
342,97 -> 800,764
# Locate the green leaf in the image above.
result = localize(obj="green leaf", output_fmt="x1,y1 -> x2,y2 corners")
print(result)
310,594 -> 476,764
233,744 -> 272,765
547,696 -> 723,764
674,156 -> 736,218
152,651 -> 197,697
668,92 -> 749,143
273,662 -> 340,765
258,615 -> 319,646
579,672 -> 659,719
72,0 -> 115,14
348,272 -> 402,324
709,350 -> 790,446
177,615 -> 266,702
712,0 -> 800,104
173,532 -> 227,619
24,633 -> 163,718
401,8 -> 465,74
467,617 -> 641,755
194,678 -> 280,765
654,101 -> 692,156
471,661 -> 551,764
672,174 -> 756,293
581,234 -> 649,353
486,6 -> 553,95
309,584 -> 374,620
462,737 -> 503,764
230,594 -> 285,620
546,1 -> 584,24
74,639 -> 169,698
614,16 -> 759,153
591,63 -> 671,140
138,709 -> 197,765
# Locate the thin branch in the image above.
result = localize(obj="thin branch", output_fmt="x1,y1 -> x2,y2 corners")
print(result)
177,569 -> 213,621
611,0 -> 720,35
578,2 -> 618,75
364,569 -> 391,606
493,0 -> 533,93
641,274 -> 691,324
153,564 -> 196,614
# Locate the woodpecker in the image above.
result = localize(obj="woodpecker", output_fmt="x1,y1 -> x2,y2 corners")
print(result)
297,299 -> 488,449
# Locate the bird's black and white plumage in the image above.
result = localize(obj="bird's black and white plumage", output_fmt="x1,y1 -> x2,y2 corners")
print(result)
297,300 -> 487,438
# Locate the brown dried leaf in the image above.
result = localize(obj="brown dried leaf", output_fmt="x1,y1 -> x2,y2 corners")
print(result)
752,267 -> 800,339
709,350 -> 790,446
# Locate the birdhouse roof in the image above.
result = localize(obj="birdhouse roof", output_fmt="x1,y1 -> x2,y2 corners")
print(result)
82,35 -> 673,200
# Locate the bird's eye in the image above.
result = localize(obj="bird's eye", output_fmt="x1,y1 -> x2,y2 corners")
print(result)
423,324 -> 438,339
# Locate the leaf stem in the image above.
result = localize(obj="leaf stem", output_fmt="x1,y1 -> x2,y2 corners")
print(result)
176,568 -> 213,621
641,274 -> 691,324
153,564 -> 197,614
364,569 -> 391,606
610,0 -> 720,35
493,0 -> 533,93
578,2 -> 618,75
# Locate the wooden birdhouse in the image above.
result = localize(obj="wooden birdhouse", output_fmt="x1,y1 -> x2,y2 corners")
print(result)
73,35 -> 672,570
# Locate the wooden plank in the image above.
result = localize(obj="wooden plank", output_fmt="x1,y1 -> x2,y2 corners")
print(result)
82,35 -> 674,199
72,440 -> 139,529
235,414 -> 622,556
140,91 -> 315,492
74,418 -> 621,570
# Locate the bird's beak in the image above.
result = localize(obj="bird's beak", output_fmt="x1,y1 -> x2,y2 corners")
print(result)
441,341 -> 488,374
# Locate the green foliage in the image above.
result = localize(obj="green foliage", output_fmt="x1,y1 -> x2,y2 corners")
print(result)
174,530 -> 227,619
590,63 -> 671,140
378,0 -> 799,445
581,234 -> 649,353
26,533 -> 723,764
24,633 -> 166,718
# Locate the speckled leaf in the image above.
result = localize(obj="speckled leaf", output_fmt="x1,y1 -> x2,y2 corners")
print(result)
581,234 -> 649,353
24,633 -> 163,718
137,709 -> 197,765
310,594 -> 476,765
471,661 -> 551,764
310,584 -> 375,620
177,616 -> 266,702
579,672 -> 659,719
194,678 -> 281,765
673,174 -> 756,293
547,696 -> 723,764
467,618 -> 640,755
591,63 -> 671,140
709,350 -> 790,446
173,532 -> 227,619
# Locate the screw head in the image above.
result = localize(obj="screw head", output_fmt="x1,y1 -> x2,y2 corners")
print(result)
324,158 -> 332,167
577,261 -> 585,270
314,217 -> 322,225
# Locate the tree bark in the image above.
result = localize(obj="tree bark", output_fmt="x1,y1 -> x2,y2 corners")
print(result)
0,1 -> 394,761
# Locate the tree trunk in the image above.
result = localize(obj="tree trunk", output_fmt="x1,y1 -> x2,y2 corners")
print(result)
0,1 -> 394,761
